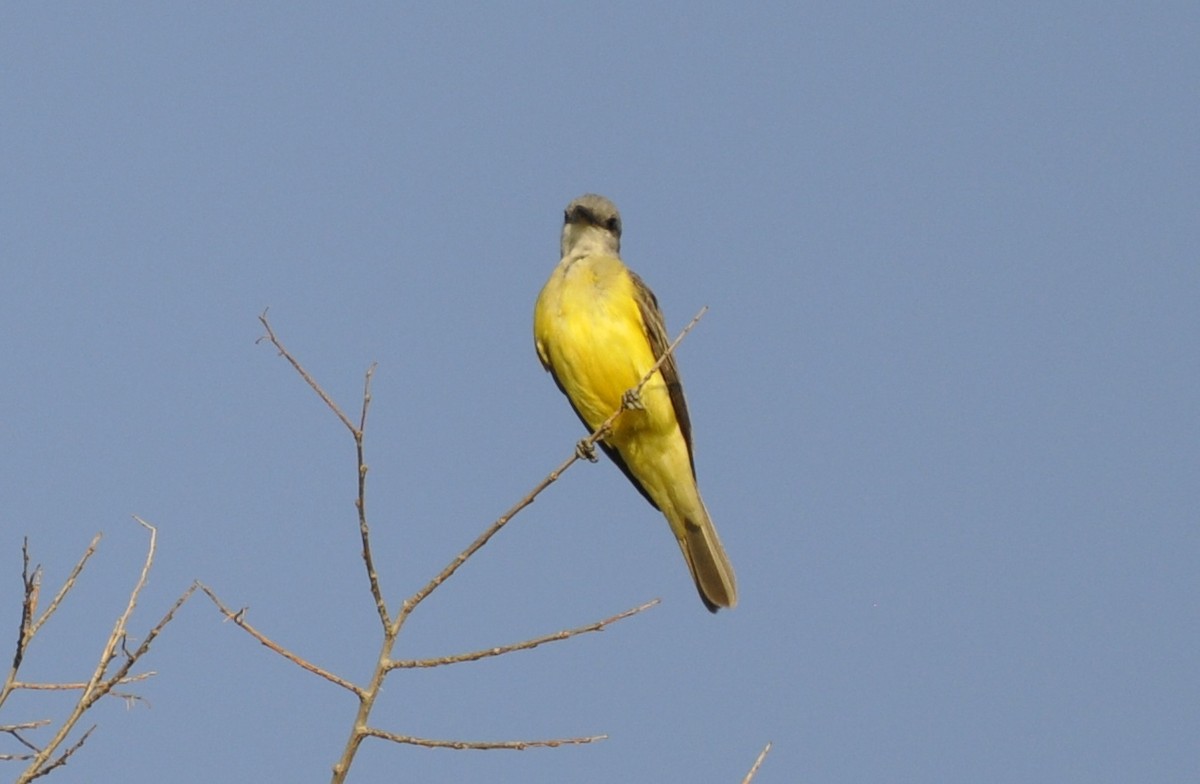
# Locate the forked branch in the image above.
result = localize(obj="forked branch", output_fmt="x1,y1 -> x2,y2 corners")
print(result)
234,309 -> 715,782
6,523 -> 193,783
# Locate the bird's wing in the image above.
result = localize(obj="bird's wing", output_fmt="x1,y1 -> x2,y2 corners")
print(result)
629,269 -> 695,475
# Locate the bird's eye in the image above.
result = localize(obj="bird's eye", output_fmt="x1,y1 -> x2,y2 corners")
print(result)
606,217 -> 621,233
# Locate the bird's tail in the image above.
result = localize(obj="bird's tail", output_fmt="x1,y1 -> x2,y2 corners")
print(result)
677,503 -> 737,612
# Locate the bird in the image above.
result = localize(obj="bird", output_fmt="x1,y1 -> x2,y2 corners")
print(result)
533,194 -> 737,612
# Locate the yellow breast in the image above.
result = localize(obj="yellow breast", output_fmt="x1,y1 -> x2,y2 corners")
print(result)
534,254 -> 670,435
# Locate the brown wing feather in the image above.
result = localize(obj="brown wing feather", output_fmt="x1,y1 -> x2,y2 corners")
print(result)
629,270 -> 696,475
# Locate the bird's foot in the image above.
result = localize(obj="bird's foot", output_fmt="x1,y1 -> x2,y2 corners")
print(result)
576,439 -> 599,462
621,387 -> 645,411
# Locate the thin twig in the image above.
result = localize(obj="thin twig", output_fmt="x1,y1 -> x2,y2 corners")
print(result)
11,671 -> 155,690
354,363 -> 389,629
1,720 -> 51,732
361,728 -> 607,750
30,533 -> 101,640
3,546 -> 37,713
24,726 -> 94,782
1,719 -> 51,760
389,599 -> 659,670
257,309 -> 357,434
0,754 -> 36,763
17,521 -> 156,784
199,583 -> 363,697
741,741 -> 772,784
14,540 -> 40,673
112,578 -> 196,674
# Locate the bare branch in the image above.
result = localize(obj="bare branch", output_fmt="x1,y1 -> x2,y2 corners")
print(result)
118,582 -> 195,672
0,750 -> 37,762
4,546 -> 37,714
361,728 -> 607,750
87,518 -> 157,687
13,540 -> 40,673
30,533 -> 101,640
4,535 -> 100,717
16,523 -> 154,781
1,719 -> 51,760
1,720 -> 51,733
257,309 -> 358,434
12,671 -> 155,691
354,363 -> 389,630
16,521 -> 192,784
199,583 -> 363,697
24,726 -> 94,782
740,742 -> 772,784
393,459 -> 565,628
389,599 -> 659,670
257,311 -> 389,630
245,309 -> 708,783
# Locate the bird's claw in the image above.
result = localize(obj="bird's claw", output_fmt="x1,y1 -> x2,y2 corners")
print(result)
621,388 -> 645,411
576,439 -> 599,462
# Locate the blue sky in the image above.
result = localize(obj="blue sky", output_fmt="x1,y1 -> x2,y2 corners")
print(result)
2,4 -> 1197,782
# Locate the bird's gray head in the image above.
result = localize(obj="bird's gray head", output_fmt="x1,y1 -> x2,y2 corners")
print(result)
561,193 -> 622,259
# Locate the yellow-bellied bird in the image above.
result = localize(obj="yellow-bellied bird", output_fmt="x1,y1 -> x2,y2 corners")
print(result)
533,194 -> 737,612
